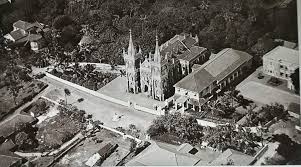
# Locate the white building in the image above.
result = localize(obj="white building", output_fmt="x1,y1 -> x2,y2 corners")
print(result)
262,46 -> 299,90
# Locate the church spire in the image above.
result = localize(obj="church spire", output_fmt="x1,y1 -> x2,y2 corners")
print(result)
128,29 -> 135,57
154,31 -> 160,62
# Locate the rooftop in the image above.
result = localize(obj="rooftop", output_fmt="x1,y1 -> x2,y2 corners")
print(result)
178,46 -> 207,61
263,46 -> 299,65
7,29 -> 27,41
126,142 -> 209,166
209,148 -> 254,166
288,102 -> 300,115
0,150 -> 23,167
0,112 -> 36,138
13,20 -> 33,31
175,48 -> 252,93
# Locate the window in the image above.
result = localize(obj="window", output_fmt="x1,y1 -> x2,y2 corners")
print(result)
280,72 -> 284,76
280,65 -> 283,68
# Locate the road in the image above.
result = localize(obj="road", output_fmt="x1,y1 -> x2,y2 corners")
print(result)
40,75 -> 157,132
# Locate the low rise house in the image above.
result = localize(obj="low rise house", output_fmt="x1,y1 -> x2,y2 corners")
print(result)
0,112 -> 36,143
4,20 -> 48,51
85,141 -> 118,167
173,48 -> 252,112
0,150 -> 24,167
262,46 -> 299,91
126,142 -> 220,166
0,0 -> 11,6
209,148 -> 255,166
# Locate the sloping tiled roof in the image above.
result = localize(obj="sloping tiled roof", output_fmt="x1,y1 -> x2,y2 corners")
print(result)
17,34 -> 42,43
0,150 -> 23,167
13,20 -> 32,30
8,30 -> 27,41
209,149 -> 254,166
182,36 -> 197,49
263,46 -> 299,65
0,0 -> 9,5
178,46 -> 207,61
0,113 -> 36,138
175,48 -> 252,93
175,69 -> 215,93
126,142 -> 202,166
288,102 -> 300,115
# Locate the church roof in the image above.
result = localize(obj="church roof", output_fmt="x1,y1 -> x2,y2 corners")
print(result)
174,48 -> 252,93
182,36 -> 197,49
178,46 -> 207,62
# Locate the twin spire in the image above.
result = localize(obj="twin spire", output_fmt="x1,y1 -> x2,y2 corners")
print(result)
127,29 -> 160,62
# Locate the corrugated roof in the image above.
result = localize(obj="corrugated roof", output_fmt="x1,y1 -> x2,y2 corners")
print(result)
263,46 -> 299,65
209,149 -> 254,166
174,48 -> 252,93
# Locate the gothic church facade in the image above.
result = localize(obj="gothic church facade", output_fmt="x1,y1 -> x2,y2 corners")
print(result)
123,30 -> 209,101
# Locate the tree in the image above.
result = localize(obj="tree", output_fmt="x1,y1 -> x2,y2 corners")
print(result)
15,131 -> 38,151
290,68 -> 299,94
64,88 -> 71,105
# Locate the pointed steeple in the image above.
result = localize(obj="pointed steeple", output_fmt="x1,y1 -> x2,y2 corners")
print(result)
154,32 -> 160,62
128,29 -> 135,57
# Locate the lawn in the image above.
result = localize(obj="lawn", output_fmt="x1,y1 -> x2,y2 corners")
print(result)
0,80 -> 48,120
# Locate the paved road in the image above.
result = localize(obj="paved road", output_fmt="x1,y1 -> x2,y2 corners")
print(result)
40,76 -> 157,132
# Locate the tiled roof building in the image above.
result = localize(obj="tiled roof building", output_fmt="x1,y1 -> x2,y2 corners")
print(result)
174,48 -> 252,111
126,142 -> 220,166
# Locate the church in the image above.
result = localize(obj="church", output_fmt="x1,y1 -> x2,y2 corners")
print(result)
123,30 -> 209,101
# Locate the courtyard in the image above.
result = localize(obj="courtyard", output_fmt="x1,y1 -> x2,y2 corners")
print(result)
236,67 -> 300,108
98,76 -> 165,110
41,76 -> 156,133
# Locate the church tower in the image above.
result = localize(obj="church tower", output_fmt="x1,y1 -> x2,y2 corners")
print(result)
123,29 -> 141,94
151,34 -> 165,101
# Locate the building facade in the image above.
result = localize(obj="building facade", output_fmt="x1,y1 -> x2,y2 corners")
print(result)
123,30 -> 209,101
173,48 -> 253,112
262,46 -> 299,90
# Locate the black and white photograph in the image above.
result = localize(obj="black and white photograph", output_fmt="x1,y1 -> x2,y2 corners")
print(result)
0,0 -> 300,166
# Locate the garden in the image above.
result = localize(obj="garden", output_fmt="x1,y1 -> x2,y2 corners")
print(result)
13,97 -> 88,153
243,103 -> 288,127
50,63 -> 118,90
188,90 -> 252,124
147,112 -> 263,156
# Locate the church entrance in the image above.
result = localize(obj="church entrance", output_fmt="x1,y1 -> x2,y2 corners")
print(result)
129,88 -> 134,93
144,85 -> 148,92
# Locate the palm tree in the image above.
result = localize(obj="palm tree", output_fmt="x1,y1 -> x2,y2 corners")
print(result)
64,88 -> 71,105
